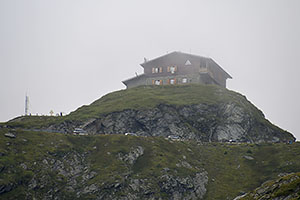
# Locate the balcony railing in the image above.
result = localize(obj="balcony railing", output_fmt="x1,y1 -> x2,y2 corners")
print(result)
199,68 -> 208,73
199,68 -> 214,78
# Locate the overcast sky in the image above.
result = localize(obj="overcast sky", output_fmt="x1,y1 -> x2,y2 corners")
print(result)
0,0 -> 299,140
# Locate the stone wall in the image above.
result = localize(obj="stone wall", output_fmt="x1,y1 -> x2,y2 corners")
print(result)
126,73 -> 218,89
145,74 -> 202,86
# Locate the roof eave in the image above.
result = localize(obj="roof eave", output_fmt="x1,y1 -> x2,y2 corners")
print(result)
140,51 -> 178,67
209,58 -> 232,79
122,74 -> 146,84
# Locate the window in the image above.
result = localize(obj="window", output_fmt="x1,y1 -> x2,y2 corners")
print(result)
168,78 -> 176,85
182,78 -> 187,83
152,68 -> 158,73
170,66 -> 176,73
167,66 -> 177,74
171,67 -> 175,73
199,64 -> 207,73
152,80 -> 162,85
152,67 -> 163,73
200,64 -> 207,69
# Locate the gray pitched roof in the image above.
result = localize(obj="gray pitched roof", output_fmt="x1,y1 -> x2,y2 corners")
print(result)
141,51 -> 232,79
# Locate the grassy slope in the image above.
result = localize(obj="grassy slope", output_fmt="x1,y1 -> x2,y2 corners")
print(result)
241,172 -> 300,199
67,84 -> 261,121
4,84 -> 277,132
1,129 -> 300,199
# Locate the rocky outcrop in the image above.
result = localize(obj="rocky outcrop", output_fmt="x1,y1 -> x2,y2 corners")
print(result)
118,146 -> 144,165
0,184 -> 13,195
1,127 -> 300,200
92,171 -> 209,200
81,103 -> 294,143
237,172 -> 300,200
4,133 -> 16,138
26,151 -> 98,199
158,171 -> 208,200
0,140 -> 209,200
6,85 -> 295,143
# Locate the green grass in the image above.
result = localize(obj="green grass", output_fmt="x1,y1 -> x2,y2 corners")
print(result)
1,128 -> 300,199
67,84 -> 262,121
241,172 -> 300,199
0,84 -> 296,199
273,174 -> 300,197
4,84 -> 271,130
4,115 -> 65,129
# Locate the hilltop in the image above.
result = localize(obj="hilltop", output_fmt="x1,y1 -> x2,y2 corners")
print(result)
1,84 -> 299,199
5,84 -> 295,143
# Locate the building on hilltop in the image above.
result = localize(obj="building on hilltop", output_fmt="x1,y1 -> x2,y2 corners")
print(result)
122,51 -> 232,89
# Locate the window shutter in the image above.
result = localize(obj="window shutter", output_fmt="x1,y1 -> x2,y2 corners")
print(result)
167,79 -> 170,84
167,66 -> 170,72
174,78 -> 177,84
159,67 -> 163,73
152,68 -> 155,73
160,80 -> 162,85
152,80 -> 155,85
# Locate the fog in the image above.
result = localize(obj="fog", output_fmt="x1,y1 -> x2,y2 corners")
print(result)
0,0 -> 299,139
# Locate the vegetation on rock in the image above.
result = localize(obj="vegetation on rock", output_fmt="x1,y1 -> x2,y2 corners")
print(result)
4,85 -> 294,143
0,128 -> 300,199
4,84 -> 269,127
238,172 -> 300,199
0,84 -> 298,199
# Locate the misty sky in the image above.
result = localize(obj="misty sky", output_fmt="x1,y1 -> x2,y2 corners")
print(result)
0,0 -> 299,140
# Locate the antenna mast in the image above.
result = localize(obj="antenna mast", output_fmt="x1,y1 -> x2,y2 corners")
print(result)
25,94 -> 29,116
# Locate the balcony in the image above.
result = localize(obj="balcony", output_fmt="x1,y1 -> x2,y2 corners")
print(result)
199,68 -> 208,73
199,68 -> 213,78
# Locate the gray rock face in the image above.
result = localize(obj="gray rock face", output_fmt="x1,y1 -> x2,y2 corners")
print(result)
0,184 -> 13,195
118,146 -> 144,165
81,103 -> 294,143
27,151 -> 98,199
243,155 -> 254,160
94,170 -> 208,200
158,171 -> 208,200
0,136 -> 210,199
237,172 -> 300,199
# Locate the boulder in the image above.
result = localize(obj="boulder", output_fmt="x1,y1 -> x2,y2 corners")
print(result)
4,133 -> 16,138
